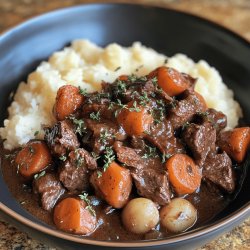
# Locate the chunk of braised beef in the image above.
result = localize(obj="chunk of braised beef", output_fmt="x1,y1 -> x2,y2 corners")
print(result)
84,119 -> 127,154
202,152 -> 235,193
113,141 -> 145,170
131,159 -> 171,205
145,120 -> 185,156
59,148 -> 97,191
168,90 -> 207,130
44,120 -> 80,156
82,102 -> 115,121
196,108 -> 227,131
182,122 -> 216,166
33,173 -> 65,211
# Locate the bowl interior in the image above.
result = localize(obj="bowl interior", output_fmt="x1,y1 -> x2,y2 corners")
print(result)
0,3 -> 249,244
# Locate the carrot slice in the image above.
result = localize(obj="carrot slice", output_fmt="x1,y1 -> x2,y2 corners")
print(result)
54,85 -> 84,121
118,75 -> 129,81
153,67 -> 189,97
117,101 -> 153,136
90,162 -> 132,208
15,140 -> 52,179
219,127 -> 250,163
165,154 -> 201,195
53,197 -> 96,235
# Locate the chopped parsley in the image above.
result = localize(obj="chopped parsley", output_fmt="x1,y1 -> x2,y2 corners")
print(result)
78,193 -> 96,216
89,111 -> 101,121
34,170 -> 46,180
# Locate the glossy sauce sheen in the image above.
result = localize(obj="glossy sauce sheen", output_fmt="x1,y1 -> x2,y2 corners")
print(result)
1,142 -> 230,240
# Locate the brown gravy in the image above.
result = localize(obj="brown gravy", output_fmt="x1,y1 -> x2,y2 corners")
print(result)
0,142 -> 230,241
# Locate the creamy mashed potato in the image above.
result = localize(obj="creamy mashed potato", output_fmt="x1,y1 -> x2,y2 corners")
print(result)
0,40 -> 242,149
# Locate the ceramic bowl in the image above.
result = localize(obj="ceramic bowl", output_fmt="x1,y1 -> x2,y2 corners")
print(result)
0,3 -> 249,250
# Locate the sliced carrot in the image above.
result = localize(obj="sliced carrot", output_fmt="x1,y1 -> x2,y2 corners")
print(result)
155,67 -> 189,97
165,154 -> 201,195
15,140 -> 52,179
117,101 -> 153,136
219,127 -> 250,163
118,75 -> 129,81
90,162 -> 132,209
54,85 -> 84,121
53,197 -> 96,235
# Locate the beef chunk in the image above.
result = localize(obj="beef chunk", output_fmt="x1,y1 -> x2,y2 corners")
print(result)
113,141 -> 145,170
59,148 -> 97,191
82,102 -> 114,121
202,152 -> 235,193
168,90 -> 207,129
84,119 -> 127,153
131,161 -> 171,205
183,122 -> 216,165
44,120 -> 80,156
197,108 -> 227,131
33,173 -> 65,211
146,121 -> 185,156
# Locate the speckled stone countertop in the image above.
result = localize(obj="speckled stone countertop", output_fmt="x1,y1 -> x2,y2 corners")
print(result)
0,0 -> 249,249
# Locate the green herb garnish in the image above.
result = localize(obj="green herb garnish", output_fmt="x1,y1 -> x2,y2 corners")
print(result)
89,111 -> 101,121
78,193 -> 96,216
34,170 -> 46,180
103,146 -> 116,172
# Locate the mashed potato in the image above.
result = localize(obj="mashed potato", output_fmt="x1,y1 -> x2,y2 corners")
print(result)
0,40 -> 242,150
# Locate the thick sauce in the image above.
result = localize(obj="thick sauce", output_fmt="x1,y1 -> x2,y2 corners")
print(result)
1,142 -> 230,240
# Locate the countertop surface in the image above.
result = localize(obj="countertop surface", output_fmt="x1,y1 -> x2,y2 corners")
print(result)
0,0 -> 249,249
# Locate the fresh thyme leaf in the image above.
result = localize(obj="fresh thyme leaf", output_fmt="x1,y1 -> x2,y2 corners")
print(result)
135,65 -> 143,72
89,111 -> 101,121
34,170 -> 46,180
74,149 -> 84,168
20,201 -> 26,205
78,193 -> 96,216
29,146 -> 35,154
97,170 -> 102,178
113,80 -> 127,96
91,152 -> 101,161
142,145 -> 158,159
4,154 -> 12,159
103,146 -> 116,171
151,77 -> 158,85
78,86 -> 89,97
129,101 -> 141,112
114,66 -> 121,72
34,131 -> 39,136
197,111 -> 209,117
99,129 -> 114,145
164,58 -> 168,64
128,74 -> 137,83
161,153 -> 172,163
59,155 -> 67,161
138,92 -> 150,106
69,116 -> 86,136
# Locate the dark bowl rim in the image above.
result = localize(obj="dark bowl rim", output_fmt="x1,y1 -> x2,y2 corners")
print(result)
0,2 -> 249,247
